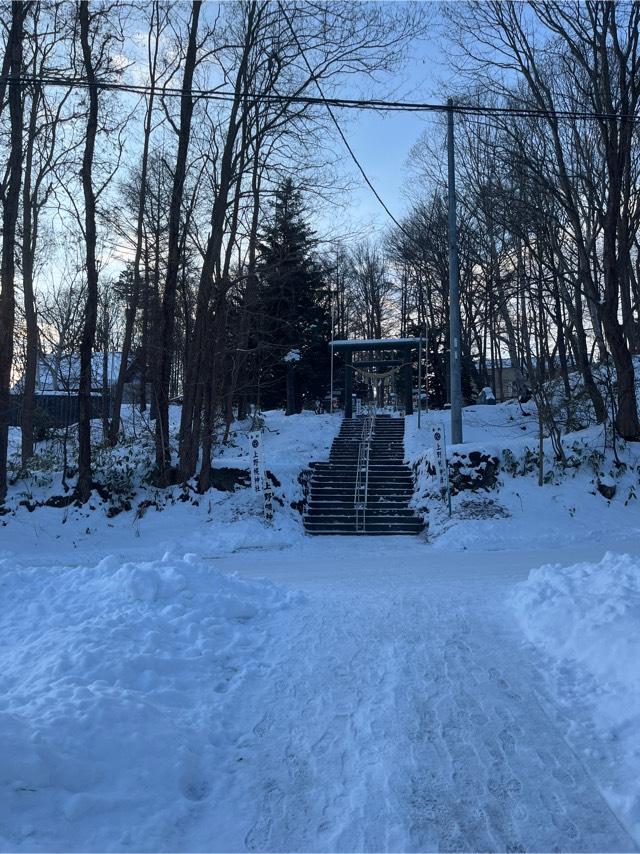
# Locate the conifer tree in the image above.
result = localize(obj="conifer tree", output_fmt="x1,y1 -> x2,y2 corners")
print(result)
256,179 -> 331,411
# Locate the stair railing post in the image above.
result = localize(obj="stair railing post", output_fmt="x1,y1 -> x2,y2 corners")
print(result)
344,349 -> 353,419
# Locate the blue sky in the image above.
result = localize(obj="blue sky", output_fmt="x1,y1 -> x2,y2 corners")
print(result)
319,11 -> 451,241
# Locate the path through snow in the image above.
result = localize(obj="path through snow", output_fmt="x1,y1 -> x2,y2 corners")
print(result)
194,540 -> 637,853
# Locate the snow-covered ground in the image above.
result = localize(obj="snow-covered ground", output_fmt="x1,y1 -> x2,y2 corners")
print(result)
2,403 -> 640,851
405,403 -> 640,551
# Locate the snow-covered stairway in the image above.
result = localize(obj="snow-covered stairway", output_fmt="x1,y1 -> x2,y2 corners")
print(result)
304,414 -> 425,535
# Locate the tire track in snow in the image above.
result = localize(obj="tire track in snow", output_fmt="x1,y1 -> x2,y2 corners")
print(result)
206,586 -> 637,853
392,598 -> 635,853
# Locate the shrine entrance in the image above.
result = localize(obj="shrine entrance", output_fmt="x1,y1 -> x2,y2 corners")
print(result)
330,338 -> 424,418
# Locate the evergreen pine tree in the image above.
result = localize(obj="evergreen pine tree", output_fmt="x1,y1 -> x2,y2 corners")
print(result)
256,179 -> 331,411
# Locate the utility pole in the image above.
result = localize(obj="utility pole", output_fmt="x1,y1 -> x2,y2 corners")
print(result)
447,98 -> 463,444
417,334 -> 422,428
329,281 -> 334,415
425,320 -> 429,412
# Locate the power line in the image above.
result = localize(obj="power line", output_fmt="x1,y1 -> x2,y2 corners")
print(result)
5,66 -> 638,245
274,1 -> 414,241
5,72 -> 640,123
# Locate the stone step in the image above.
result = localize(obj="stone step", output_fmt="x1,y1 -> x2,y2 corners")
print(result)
309,493 -> 411,502
324,452 -> 405,459
304,515 -> 422,525
334,444 -> 403,449
310,485 -> 414,492
318,474 -> 411,480
314,463 -> 412,471
312,468 -> 413,476
335,433 -> 403,437
328,459 -> 406,465
338,432 -> 404,436
322,468 -> 408,475
340,424 -> 403,430
304,522 -> 424,535
309,486 -> 413,494
336,437 -> 403,443
309,495 -> 414,504
325,453 -> 408,460
305,509 -> 419,520
330,451 -> 404,457
307,501 -> 411,511
311,475 -> 412,484
316,463 -> 411,472
309,492 -> 414,501
329,451 -> 405,457
311,483 -> 413,492
334,436 -> 404,442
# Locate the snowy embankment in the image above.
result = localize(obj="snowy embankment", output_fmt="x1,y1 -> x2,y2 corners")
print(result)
4,394 -> 640,559
511,552 -> 640,842
2,408 -> 338,563
404,402 -> 640,552
0,552 -> 304,851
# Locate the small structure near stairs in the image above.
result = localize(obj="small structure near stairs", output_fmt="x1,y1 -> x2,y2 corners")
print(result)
304,414 -> 425,536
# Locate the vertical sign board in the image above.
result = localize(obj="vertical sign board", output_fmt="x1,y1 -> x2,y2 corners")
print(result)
249,430 -> 274,523
249,431 -> 264,493
431,423 -> 451,516
263,483 -> 274,523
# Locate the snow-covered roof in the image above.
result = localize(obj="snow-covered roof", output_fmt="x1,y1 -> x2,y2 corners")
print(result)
330,337 -> 424,350
13,352 -> 125,393
473,357 -> 516,369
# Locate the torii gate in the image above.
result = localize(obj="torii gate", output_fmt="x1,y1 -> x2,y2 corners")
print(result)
330,338 -> 423,418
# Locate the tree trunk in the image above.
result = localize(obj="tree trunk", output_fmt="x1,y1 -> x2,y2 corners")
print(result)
155,0 -> 201,481
101,303 -> 110,439
21,78 -> 41,468
179,106 -> 250,474
286,362 -> 296,416
551,271 -> 571,399
197,300 -> 227,492
109,3 -> 160,444
76,0 -> 100,503
601,144 -> 640,439
0,2 -> 25,500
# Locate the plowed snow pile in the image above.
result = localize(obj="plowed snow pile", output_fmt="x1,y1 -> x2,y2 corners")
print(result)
0,554 -> 303,851
511,552 -> 640,841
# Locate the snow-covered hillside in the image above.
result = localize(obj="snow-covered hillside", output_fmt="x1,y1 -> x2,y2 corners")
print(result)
4,398 -> 640,559
1,408 -> 339,561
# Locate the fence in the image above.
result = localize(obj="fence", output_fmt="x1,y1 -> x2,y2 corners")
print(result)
6,392 -> 108,431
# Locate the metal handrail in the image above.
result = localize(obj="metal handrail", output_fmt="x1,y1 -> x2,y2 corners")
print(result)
354,411 -> 375,532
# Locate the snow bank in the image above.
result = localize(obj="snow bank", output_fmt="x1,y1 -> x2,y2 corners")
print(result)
511,552 -> 640,697
0,554 -> 304,851
511,552 -> 640,840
